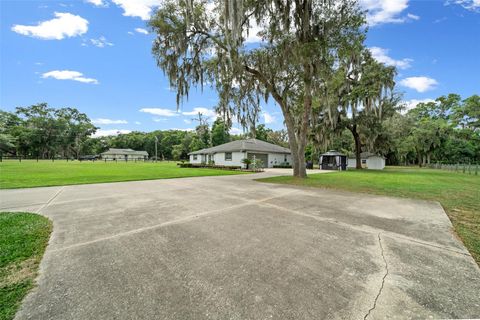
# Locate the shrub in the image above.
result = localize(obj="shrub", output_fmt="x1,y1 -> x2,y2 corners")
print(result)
241,158 -> 252,169
273,164 -> 292,168
177,163 -> 241,170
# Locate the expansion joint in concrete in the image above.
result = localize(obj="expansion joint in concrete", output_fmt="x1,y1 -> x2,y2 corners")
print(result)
364,233 -> 389,320
36,187 -> 65,214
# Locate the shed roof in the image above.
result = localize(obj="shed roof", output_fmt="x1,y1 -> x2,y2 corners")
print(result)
189,139 -> 290,155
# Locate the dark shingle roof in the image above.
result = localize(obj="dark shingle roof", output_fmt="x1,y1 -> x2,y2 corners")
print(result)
101,148 -> 148,156
189,139 -> 290,155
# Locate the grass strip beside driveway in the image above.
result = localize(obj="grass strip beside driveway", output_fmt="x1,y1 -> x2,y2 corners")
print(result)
257,167 -> 480,265
0,160 -> 248,189
0,212 -> 52,320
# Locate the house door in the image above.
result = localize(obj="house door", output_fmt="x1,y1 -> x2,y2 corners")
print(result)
248,153 -> 268,168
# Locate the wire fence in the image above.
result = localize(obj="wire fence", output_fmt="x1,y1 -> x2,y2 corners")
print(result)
427,162 -> 479,175
0,156 -> 175,163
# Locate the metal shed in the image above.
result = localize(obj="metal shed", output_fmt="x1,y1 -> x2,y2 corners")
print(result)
320,150 -> 347,171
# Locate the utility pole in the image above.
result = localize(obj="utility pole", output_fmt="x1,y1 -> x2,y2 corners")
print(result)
154,136 -> 158,162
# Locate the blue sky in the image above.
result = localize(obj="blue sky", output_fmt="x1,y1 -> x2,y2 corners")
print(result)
1,0 -> 479,137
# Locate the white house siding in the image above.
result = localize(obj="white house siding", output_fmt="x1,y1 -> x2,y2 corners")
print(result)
189,151 -> 291,168
366,156 -> 385,170
189,154 -> 203,164
347,158 -> 356,168
348,156 -> 385,169
267,153 -> 292,167
213,151 -> 247,166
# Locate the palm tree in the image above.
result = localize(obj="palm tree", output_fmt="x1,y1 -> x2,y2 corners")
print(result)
241,158 -> 252,170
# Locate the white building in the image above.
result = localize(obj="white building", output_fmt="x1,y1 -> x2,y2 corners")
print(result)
101,148 -> 149,160
188,139 -> 292,168
347,152 -> 385,170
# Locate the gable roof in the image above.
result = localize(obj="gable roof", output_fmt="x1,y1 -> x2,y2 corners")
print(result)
189,139 -> 291,155
101,148 -> 148,156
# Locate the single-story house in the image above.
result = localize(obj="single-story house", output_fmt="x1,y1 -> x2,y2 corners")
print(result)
188,139 -> 292,168
347,152 -> 385,170
101,148 -> 149,160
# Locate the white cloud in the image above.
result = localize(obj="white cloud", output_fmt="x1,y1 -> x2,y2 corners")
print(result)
90,36 -> 113,47
153,118 -> 168,122
447,0 -> 480,11
244,20 -> 262,43
229,127 -> 244,135
399,76 -> 438,92
85,0 -> 106,6
92,118 -> 127,125
402,98 -> 435,113
135,28 -> 149,34
42,70 -> 99,84
182,107 -> 217,118
407,13 -> 420,20
127,31 -> 134,35
11,12 -> 88,40
139,108 -> 179,117
183,119 -> 192,124
135,121 -> 141,125
369,47 -> 413,69
93,129 -> 132,137
169,128 -> 195,132
360,0 -> 418,26
263,111 -> 275,124
111,0 -> 164,20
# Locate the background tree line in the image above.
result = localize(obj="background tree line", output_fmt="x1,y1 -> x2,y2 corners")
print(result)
316,93 -> 480,166
0,103 -> 288,160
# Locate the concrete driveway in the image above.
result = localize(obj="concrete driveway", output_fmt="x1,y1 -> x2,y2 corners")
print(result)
1,172 -> 479,320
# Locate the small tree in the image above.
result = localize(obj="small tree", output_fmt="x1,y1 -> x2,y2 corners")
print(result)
241,158 -> 252,170
252,158 -> 264,170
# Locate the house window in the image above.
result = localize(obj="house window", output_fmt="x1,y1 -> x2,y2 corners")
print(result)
193,155 -> 197,160
284,155 -> 287,162
225,152 -> 232,161
361,159 -> 367,164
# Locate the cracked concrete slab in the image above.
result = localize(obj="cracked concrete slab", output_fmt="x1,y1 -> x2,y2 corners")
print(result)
1,172 -> 479,319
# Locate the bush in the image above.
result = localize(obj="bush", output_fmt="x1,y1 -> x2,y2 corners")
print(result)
177,163 -> 241,170
273,164 -> 292,168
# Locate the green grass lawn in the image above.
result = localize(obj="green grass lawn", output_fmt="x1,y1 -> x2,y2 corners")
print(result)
0,212 -> 52,320
0,160 -> 248,189
258,167 -> 480,264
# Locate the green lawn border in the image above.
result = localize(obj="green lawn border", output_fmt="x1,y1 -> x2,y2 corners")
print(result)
0,212 -> 52,320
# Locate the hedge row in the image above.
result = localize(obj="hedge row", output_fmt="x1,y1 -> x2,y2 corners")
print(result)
177,163 -> 242,170
273,164 -> 292,168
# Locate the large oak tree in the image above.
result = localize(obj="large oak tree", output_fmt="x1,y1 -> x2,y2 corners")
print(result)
149,0 -> 365,177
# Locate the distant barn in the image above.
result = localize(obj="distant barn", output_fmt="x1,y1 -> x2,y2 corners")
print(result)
101,148 -> 148,161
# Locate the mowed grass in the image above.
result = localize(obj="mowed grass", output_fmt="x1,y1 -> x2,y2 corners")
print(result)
0,212 -> 52,320
0,160 -> 248,189
258,167 -> 480,264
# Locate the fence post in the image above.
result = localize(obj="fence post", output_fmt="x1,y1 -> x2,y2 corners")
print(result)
19,156 -> 21,162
